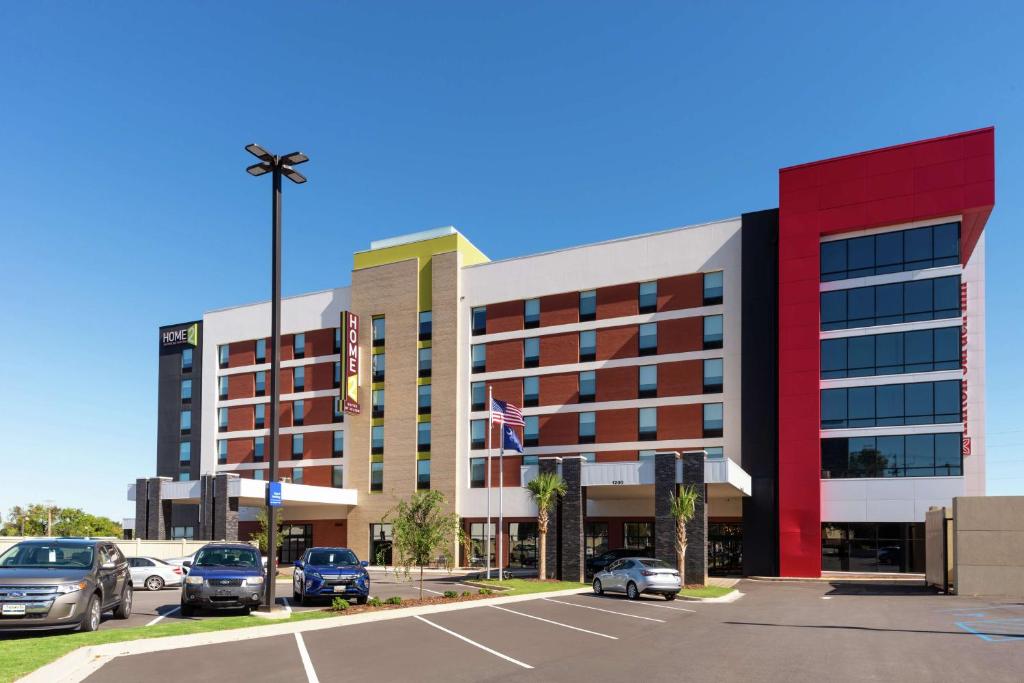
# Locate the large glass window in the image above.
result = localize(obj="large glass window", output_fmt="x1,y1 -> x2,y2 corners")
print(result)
471,344 -> 486,373
468,522 -> 494,567
579,290 -> 597,321
332,431 -> 343,457
293,366 -> 305,392
181,379 -> 193,402
703,403 -> 723,437
370,523 -> 393,565
623,522 -> 654,555
294,333 -> 305,359
181,348 -> 193,372
256,338 -> 266,363
471,382 -> 486,411
638,407 -> 657,440
471,419 -> 486,449
525,415 -> 540,446
585,522 -> 610,563
471,307 -> 487,335
703,358 -> 724,393
579,330 -> 596,361
292,434 -> 303,459
639,281 -> 657,313
371,425 -> 384,454
703,271 -> 724,305
218,344 -> 229,368
216,440 -> 226,464
820,276 -> 960,330
417,422 -> 431,451
419,311 -> 432,341
821,326 -> 961,379
822,432 -> 961,479
820,222 -> 960,282
417,459 -> 431,490
372,317 -> 385,346
470,458 -> 487,488
578,412 -> 596,444
524,338 -> 540,368
822,522 -> 925,573
418,347 -> 431,377
821,381 -> 962,429
508,522 -> 538,569
578,371 -> 596,402
181,409 -> 192,434
218,376 -> 228,400
703,315 -> 724,349
293,399 -> 304,426
639,323 -> 658,355
254,436 -> 265,461
523,376 -> 539,407
638,365 -> 657,398
180,442 -> 192,466
418,384 -> 432,414
256,371 -> 266,395
372,389 -> 384,418
372,352 -> 385,381
370,462 -> 383,492
524,298 -> 540,328
254,404 -> 265,429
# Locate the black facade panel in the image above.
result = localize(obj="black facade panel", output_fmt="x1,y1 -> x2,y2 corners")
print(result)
740,209 -> 780,576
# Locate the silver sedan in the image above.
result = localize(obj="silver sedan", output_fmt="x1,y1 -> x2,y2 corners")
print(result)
592,557 -> 681,601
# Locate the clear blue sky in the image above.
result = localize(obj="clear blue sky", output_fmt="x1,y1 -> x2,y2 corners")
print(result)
1,2 -> 1022,521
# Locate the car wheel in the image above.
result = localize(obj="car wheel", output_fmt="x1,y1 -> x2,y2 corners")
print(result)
145,576 -> 164,592
113,585 -> 133,619
180,602 -> 196,618
297,591 -> 307,606
293,587 -> 301,601
80,594 -> 101,632
242,606 -> 252,615
356,596 -> 367,605
626,582 -> 640,600
664,592 -> 677,601
593,578 -> 604,595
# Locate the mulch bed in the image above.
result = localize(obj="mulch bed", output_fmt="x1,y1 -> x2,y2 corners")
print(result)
325,591 -> 495,616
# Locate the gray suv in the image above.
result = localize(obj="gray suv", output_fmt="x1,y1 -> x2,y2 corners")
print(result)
0,538 -> 133,632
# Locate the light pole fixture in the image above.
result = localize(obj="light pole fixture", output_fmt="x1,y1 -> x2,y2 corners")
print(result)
245,143 -> 309,612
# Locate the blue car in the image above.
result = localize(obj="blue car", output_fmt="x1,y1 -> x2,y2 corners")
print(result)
181,543 -> 265,616
293,547 -> 370,605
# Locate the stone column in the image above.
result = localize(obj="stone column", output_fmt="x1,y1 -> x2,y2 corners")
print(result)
134,478 -> 150,540
654,452 -> 678,570
145,477 -> 171,540
539,458 -> 560,579
561,457 -> 584,583
212,473 -> 240,541
198,475 -> 216,540
683,452 -> 707,586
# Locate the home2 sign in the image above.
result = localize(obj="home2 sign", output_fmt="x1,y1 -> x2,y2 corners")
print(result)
161,323 -> 199,348
340,311 -> 361,415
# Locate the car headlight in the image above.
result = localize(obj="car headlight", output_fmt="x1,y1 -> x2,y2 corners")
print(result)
245,577 -> 264,586
185,576 -> 204,585
56,581 -> 88,594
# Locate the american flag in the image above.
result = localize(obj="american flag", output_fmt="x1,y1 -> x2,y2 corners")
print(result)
490,398 -> 525,426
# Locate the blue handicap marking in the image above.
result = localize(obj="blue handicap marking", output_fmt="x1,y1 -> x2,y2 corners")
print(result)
955,617 -> 1024,643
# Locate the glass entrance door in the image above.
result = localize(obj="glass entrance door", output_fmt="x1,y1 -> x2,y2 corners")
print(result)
708,522 -> 743,576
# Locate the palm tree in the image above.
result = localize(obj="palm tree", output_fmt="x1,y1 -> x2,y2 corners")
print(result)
526,471 -> 567,580
668,484 -> 702,584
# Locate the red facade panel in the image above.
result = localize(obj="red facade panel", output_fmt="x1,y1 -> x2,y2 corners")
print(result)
307,362 -> 337,392
487,300 -> 525,334
488,378 -> 524,408
595,408 -> 636,443
597,284 -> 638,320
659,360 -> 703,397
657,317 -> 702,354
487,339 -> 522,372
228,341 -> 255,368
656,404 -> 702,440
657,274 -> 703,312
539,373 -> 578,406
596,326 -> 638,360
540,292 -> 578,326
303,329 -> 335,358
227,373 -> 255,400
539,413 -> 578,446
488,455 -> 523,487
227,406 -> 252,432
540,333 -> 579,366
595,451 -> 637,463
301,397 -> 333,427
226,438 -> 253,464
596,366 -> 637,402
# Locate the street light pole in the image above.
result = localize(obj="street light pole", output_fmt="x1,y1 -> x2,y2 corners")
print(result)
245,144 -> 308,613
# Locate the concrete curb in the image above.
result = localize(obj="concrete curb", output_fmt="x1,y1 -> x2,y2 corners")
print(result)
747,576 -> 925,584
20,587 -> 590,683
678,590 -> 743,603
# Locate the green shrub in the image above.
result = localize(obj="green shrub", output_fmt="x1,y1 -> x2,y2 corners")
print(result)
384,596 -> 402,605
478,588 -> 493,595
367,597 -> 383,607
331,597 -> 350,611
461,591 -> 472,597
443,590 -> 458,598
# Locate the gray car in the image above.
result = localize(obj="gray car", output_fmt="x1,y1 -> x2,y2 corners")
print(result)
592,557 -> 681,601
0,538 -> 133,632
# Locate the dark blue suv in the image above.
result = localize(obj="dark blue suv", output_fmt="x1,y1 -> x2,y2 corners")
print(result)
293,547 -> 369,605
180,543 -> 265,616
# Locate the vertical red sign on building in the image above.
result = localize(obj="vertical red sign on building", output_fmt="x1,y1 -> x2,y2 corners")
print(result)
960,282 -> 969,454
341,311 -> 361,415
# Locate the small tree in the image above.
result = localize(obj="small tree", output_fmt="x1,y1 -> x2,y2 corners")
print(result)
388,490 -> 461,599
669,484 -> 702,584
526,472 -> 567,581
251,508 -> 283,555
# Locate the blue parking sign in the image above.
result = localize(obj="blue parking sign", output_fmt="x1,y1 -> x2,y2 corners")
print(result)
267,481 -> 282,507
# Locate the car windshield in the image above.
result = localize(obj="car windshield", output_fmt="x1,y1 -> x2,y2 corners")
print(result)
193,547 -> 260,568
307,550 -> 359,566
639,559 -> 672,569
0,543 -> 94,569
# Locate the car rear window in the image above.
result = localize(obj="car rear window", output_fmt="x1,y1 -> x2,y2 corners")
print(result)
639,559 -> 672,569
0,543 -> 94,568
194,547 -> 260,568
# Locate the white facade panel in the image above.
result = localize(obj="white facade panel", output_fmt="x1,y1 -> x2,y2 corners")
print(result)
821,477 -> 965,523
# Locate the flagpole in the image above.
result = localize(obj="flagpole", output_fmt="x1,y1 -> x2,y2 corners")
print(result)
498,421 -> 505,581
486,385 -> 493,581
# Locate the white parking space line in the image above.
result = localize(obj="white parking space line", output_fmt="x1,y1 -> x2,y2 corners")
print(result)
628,600 -> 697,613
281,597 -> 293,614
420,587 -> 444,595
490,605 -> 618,639
543,598 -> 666,622
294,632 -> 320,683
414,615 -> 534,669
145,605 -> 180,627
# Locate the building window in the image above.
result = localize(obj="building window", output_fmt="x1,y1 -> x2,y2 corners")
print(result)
180,442 -> 192,467
579,370 -> 596,402
524,298 -> 540,328
470,458 -> 487,488
703,315 -> 724,349
372,316 -> 385,346
639,281 -> 657,313
417,459 -> 431,490
822,522 -> 925,573
703,358 -> 724,393
508,522 -> 538,569
523,455 -> 539,466
294,333 -> 305,359
293,366 -> 305,392
181,409 -> 192,434
822,432 -> 961,479
210,439 -> 223,464
703,271 -> 724,305
293,399 -> 304,426
639,407 -> 657,441
332,399 -> 344,423
579,330 -> 596,362
370,462 -> 383,492
472,307 -> 487,335
219,344 -> 229,368
254,436 -> 265,461
471,381 -> 486,411
471,419 -> 486,449
334,328 -> 341,354
705,446 -> 724,460
524,338 -> 540,368
579,290 -> 597,322
525,415 -> 540,447
578,411 -> 596,444
820,222 -> 960,282
821,326 -> 961,379
821,380 -> 961,429
471,344 -> 486,373
256,338 -> 266,363
181,348 -> 193,372
172,526 -> 195,540
256,371 -> 266,396
292,434 -> 304,460
332,465 -> 344,488
333,362 -> 341,389
580,452 -> 596,463
703,403 -> 724,437
623,522 -> 653,555
639,323 -> 658,356
523,376 -> 539,407
332,430 -> 343,456
371,425 -> 384,454
419,311 -> 432,341
418,347 -> 432,378
586,522 -> 610,560
469,522 -> 495,567
820,276 -> 961,331
372,389 -> 384,418
254,469 -> 265,481
372,352 -> 385,382
292,467 -> 304,485
181,379 -> 193,403
254,404 -> 265,429
217,376 -> 228,400
417,422 -> 431,452
638,365 -> 657,398
639,449 -> 657,461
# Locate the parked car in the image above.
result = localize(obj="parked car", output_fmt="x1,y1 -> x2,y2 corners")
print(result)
586,548 -> 645,577
165,553 -> 195,574
592,557 -> 681,600
128,556 -> 184,591
180,543 -> 265,616
293,547 -> 370,605
0,538 -> 133,632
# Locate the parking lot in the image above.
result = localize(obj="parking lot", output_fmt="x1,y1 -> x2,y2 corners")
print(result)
83,580 -> 1024,682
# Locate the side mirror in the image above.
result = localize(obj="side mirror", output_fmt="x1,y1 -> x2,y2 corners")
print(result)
101,561 -> 116,571
182,561 -> 192,568
294,561 -> 304,569
360,560 -> 369,567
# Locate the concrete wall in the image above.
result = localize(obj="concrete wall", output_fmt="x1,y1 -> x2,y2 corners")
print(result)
0,537 -> 255,560
953,496 -> 1024,598
924,506 -> 951,590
